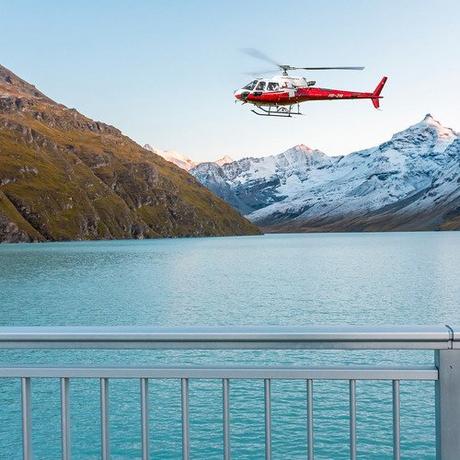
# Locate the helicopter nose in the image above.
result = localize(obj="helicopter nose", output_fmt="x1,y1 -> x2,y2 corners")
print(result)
234,89 -> 250,101
234,89 -> 242,100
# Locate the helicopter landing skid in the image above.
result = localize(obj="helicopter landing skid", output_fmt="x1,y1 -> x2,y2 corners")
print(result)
251,104 -> 303,118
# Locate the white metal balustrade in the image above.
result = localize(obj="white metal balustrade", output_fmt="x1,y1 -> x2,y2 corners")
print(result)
0,325 -> 459,459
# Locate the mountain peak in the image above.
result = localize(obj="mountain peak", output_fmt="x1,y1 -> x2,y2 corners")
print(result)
143,144 -> 197,171
215,155 -> 233,166
293,144 -> 315,152
387,114 -> 457,153
414,113 -> 457,133
418,113 -> 458,136
420,113 -> 444,128
282,144 -> 326,159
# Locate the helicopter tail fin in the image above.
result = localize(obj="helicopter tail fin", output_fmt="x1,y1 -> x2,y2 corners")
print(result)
371,76 -> 388,109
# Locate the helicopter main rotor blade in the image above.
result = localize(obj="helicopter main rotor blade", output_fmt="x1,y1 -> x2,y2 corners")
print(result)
240,48 -> 281,68
243,69 -> 278,76
240,48 -> 365,74
293,66 -> 365,71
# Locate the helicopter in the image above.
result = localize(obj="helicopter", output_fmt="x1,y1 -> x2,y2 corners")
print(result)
234,49 -> 387,117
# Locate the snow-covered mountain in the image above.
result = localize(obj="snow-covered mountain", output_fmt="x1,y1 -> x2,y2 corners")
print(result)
215,155 -> 234,166
190,115 -> 460,232
144,144 -> 197,171
144,145 -> 233,171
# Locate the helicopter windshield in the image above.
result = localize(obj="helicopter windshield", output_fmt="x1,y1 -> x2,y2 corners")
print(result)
243,80 -> 257,90
255,81 -> 266,91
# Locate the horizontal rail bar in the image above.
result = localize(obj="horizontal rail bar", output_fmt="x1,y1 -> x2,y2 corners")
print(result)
0,366 -> 438,380
0,325 -> 453,349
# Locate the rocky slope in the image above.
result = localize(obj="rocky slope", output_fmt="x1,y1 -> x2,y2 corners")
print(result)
191,116 -> 460,232
0,64 -> 259,242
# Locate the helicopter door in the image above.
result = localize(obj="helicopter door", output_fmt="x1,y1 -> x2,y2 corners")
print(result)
286,83 -> 296,98
281,81 -> 296,98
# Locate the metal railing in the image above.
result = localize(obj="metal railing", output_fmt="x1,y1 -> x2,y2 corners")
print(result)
0,325 -> 458,459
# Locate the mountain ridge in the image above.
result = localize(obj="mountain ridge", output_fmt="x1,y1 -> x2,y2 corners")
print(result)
144,144 -> 234,171
0,64 -> 260,242
190,115 -> 460,232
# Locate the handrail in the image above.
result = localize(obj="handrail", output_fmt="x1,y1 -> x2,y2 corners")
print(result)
0,365 -> 439,379
0,325 -> 459,459
0,325 -> 454,349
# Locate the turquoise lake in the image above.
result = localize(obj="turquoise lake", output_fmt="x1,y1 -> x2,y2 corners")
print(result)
1,232 -> 460,459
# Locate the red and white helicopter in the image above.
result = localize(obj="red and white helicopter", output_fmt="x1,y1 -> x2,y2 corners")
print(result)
234,49 -> 387,117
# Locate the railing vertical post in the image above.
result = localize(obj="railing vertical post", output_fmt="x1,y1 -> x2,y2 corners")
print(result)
61,377 -> 71,460
140,378 -> 149,460
349,380 -> 357,460
264,379 -> 272,460
100,378 -> 110,460
21,377 -> 32,460
223,378 -> 231,460
307,379 -> 314,460
181,378 -> 190,460
392,380 -> 400,460
435,349 -> 460,460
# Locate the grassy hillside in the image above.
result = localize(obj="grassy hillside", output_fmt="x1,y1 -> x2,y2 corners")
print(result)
0,64 -> 260,242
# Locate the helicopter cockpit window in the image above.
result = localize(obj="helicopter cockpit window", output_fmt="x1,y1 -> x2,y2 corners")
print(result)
243,80 -> 257,90
267,82 -> 280,91
255,81 -> 266,91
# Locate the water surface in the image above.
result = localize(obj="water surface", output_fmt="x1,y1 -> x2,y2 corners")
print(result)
1,233 -> 459,459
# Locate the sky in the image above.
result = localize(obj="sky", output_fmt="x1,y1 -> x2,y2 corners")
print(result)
1,1 -> 459,162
